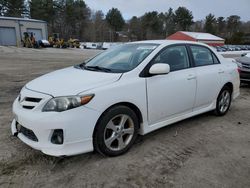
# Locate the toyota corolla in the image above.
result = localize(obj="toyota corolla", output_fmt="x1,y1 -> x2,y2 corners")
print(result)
11,40 -> 240,156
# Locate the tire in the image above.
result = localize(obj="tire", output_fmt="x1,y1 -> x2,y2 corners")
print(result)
214,86 -> 232,116
93,105 -> 139,156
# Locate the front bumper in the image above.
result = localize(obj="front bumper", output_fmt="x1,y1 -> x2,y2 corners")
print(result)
240,70 -> 250,82
11,88 -> 101,156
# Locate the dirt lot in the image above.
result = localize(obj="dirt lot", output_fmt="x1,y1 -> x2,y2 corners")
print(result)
0,46 -> 250,188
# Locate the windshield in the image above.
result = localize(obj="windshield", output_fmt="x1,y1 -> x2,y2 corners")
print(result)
84,43 -> 159,73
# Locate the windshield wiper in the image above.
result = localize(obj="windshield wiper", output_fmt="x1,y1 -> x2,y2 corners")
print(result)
84,65 -> 112,72
74,63 -> 85,69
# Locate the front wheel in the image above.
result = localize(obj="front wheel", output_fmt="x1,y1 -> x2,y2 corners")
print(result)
93,106 -> 139,156
214,86 -> 232,116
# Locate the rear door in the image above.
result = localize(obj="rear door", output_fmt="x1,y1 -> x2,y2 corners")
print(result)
189,45 -> 223,110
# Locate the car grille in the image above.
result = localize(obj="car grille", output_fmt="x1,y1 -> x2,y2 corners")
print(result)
242,63 -> 250,69
19,96 -> 42,110
17,123 -> 38,142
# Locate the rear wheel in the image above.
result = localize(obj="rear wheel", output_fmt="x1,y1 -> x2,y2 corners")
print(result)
93,106 -> 139,156
214,86 -> 232,116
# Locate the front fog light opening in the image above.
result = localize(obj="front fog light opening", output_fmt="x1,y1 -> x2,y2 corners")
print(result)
16,122 -> 22,132
51,129 -> 64,145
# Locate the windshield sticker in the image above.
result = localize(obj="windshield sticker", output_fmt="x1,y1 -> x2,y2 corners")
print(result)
137,46 -> 157,50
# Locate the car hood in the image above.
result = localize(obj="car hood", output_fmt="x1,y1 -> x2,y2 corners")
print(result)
236,56 -> 250,64
26,66 -> 122,96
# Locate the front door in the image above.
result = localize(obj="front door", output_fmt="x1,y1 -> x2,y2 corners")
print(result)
146,45 -> 196,125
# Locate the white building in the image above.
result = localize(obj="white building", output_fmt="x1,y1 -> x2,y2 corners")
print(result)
0,16 -> 48,46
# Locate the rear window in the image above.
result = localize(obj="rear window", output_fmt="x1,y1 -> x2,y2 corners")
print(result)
190,45 -> 219,66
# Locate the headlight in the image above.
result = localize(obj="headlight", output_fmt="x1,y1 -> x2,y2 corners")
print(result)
42,94 -> 94,112
236,61 -> 242,68
232,59 -> 242,68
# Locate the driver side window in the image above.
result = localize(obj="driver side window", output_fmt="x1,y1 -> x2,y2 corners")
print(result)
152,45 -> 190,71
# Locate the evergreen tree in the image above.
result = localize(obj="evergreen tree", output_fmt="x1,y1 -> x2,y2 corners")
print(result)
106,7 -> 125,41
129,16 -> 143,40
217,17 -> 226,36
164,8 -> 176,36
106,8 -> 125,32
1,0 -> 26,17
204,13 -> 217,34
174,7 -> 193,31
227,15 -> 241,37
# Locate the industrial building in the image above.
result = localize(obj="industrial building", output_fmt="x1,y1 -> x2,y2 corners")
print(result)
0,16 -> 47,46
167,31 -> 225,46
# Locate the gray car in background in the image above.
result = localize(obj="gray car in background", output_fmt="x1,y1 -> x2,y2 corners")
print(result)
235,53 -> 250,83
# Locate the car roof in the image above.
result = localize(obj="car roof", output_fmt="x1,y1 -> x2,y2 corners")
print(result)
130,40 -> 210,47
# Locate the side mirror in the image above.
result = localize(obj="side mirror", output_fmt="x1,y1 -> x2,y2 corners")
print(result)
149,63 -> 170,75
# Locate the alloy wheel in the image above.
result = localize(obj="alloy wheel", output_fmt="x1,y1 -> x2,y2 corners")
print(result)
219,90 -> 231,113
104,114 -> 135,151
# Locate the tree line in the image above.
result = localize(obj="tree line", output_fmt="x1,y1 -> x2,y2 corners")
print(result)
1,0 -> 250,44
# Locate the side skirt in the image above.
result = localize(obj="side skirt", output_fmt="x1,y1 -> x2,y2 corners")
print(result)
141,101 -> 216,135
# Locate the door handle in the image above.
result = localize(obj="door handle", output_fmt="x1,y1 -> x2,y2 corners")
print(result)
218,70 -> 224,74
187,75 -> 196,80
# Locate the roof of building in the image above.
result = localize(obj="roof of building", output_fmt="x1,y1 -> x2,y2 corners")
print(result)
180,31 -> 224,41
0,16 -> 46,23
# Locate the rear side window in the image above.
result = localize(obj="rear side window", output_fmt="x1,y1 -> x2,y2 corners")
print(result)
190,45 -> 218,66
152,45 -> 190,71
212,53 -> 220,64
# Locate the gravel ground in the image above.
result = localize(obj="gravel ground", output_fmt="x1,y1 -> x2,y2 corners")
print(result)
0,46 -> 250,188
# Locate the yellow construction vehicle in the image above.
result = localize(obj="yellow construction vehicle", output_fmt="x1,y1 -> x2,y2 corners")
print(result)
22,32 -> 33,48
68,38 -> 80,48
22,32 -> 39,48
48,33 -> 68,48
48,33 -> 60,47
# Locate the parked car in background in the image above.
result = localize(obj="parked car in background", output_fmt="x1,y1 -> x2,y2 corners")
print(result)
234,53 -> 250,83
218,45 -> 250,52
80,42 -> 86,49
215,46 -> 227,52
85,42 -> 102,49
11,40 -> 240,157
102,42 -> 123,50
223,45 -> 233,51
235,46 -> 241,51
38,40 -> 52,48
240,46 -> 248,50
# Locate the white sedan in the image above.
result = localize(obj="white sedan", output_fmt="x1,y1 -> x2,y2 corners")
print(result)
11,40 -> 240,156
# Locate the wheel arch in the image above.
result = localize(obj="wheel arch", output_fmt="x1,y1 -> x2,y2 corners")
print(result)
92,102 -> 143,137
214,81 -> 233,116
223,82 -> 233,93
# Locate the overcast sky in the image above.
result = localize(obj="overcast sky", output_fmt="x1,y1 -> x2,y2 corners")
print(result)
84,0 -> 250,21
